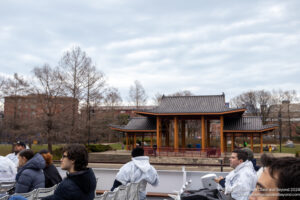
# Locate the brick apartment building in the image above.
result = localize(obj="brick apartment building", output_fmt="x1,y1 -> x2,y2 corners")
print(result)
267,100 -> 300,138
4,94 -> 78,121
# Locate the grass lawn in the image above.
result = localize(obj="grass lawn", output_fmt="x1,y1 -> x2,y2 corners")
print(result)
272,143 -> 300,154
0,143 -> 124,156
0,144 -> 64,156
109,143 -> 123,150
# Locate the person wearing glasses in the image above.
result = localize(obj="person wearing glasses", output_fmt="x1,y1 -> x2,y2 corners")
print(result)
44,144 -> 96,200
249,154 -> 300,200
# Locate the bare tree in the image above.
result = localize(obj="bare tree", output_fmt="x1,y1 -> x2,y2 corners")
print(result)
82,65 -> 105,144
104,87 -> 122,109
32,64 -> 66,152
230,90 -> 259,115
129,80 -> 147,108
152,92 -> 163,105
171,90 -> 193,96
59,46 -> 90,143
2,73 -> 32,145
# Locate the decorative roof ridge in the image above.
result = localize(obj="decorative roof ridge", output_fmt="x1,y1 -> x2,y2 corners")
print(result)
162,94 -> 225,98
241,116 -> 262,118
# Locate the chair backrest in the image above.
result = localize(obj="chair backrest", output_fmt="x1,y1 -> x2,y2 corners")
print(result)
12,189 -> 37,200
94,194 -> 106,200
114,185 -> 127,200
0,181 -> 15,193
104,191 -> 116,200
126,183 -> 140,200
35,184 -> 57,199
0,195 -> 10,200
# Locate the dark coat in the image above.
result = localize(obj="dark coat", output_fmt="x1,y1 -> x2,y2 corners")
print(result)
44,164 -> 62,188
15,153 -> 46,193
43,168 -> 96,200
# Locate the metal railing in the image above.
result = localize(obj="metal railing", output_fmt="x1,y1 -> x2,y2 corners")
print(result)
143,147 -> 221,158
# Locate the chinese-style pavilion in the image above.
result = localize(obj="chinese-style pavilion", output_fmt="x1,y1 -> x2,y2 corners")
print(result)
111,94 -> 278,154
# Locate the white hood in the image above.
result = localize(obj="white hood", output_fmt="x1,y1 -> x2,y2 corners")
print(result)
0,156 -> 17,182
132,156 -> 151,173
115,156 -> 159,200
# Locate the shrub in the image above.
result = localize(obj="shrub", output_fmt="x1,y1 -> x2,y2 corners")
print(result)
52,147 -> 63,160
85,144 -> 112,152
296,151 -> 300,157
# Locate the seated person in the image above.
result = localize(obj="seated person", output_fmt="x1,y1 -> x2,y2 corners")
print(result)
15,150 -> 45,193
111,147 -> 159,200
0,156 -> 17,182
215,149 -> 257,200
250,154 -> 300,200
39,149 -> 62,188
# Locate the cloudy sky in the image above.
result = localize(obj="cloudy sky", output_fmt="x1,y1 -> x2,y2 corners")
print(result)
1,0 -> 300,104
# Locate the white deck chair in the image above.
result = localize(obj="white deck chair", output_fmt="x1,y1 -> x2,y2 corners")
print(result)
114,185 -> 127,200
104,191 -> 117,200
0,195 -> 10,200
0,181 -> 15,193
94,193 -> 106,200
126,183 -> 140,200
35,184 -> 57,199
11,189 -> 37,200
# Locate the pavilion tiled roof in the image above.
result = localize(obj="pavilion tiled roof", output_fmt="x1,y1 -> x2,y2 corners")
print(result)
224,116 -> 278,132
138,95 -> 245,114
110,117 -> 156,131
111,116 -> 277,132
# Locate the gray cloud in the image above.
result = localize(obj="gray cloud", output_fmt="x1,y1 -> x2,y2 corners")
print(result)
0,0 -> 300,104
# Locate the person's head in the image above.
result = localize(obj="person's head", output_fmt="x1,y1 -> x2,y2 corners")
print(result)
250,154 -> 300,200
229,149 -> 248,169
60,144 -> 88,173
131,147 -> 144,158
18,149 -> 34,167
14,141 -> 26,154
39,149 -> 53,167
242,147 -> 254,160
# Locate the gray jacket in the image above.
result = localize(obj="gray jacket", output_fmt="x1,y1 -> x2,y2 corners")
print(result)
15,153 -> 46,193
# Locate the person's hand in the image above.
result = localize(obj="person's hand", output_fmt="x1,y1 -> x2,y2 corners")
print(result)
214,176 -> 224,183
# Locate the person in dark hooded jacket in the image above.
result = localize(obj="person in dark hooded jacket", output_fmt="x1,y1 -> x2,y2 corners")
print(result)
39,149 -> 62,188
15,149 -> 46,193
43,144 -> 96,200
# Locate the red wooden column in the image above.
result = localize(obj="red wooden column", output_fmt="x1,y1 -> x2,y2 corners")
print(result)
251,133 -> 254,151
133,133 -> 137,148
206,120 -> 210,148
201,116 -> 206,151
260,134 -> 263,153
156,117 -> 161,151
174,116 -> 179,151
220,115 -> 224,154
126,132 -> 129,150
181,120 -> 186,148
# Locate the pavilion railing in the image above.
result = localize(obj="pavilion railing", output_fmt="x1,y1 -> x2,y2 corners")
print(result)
143,147 -> 221,158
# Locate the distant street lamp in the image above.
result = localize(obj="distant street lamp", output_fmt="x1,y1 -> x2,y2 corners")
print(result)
278,106 -> 282,153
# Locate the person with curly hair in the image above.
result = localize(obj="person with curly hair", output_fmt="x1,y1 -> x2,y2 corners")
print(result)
43,144 -> 96,200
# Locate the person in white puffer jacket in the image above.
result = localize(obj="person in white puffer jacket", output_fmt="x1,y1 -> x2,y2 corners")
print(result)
0,155 -> 17,182
111,147 -> 159,200
215,149 -> 257,200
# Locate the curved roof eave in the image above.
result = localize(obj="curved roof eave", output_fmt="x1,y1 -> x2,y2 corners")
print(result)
135,109 -> 246,116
